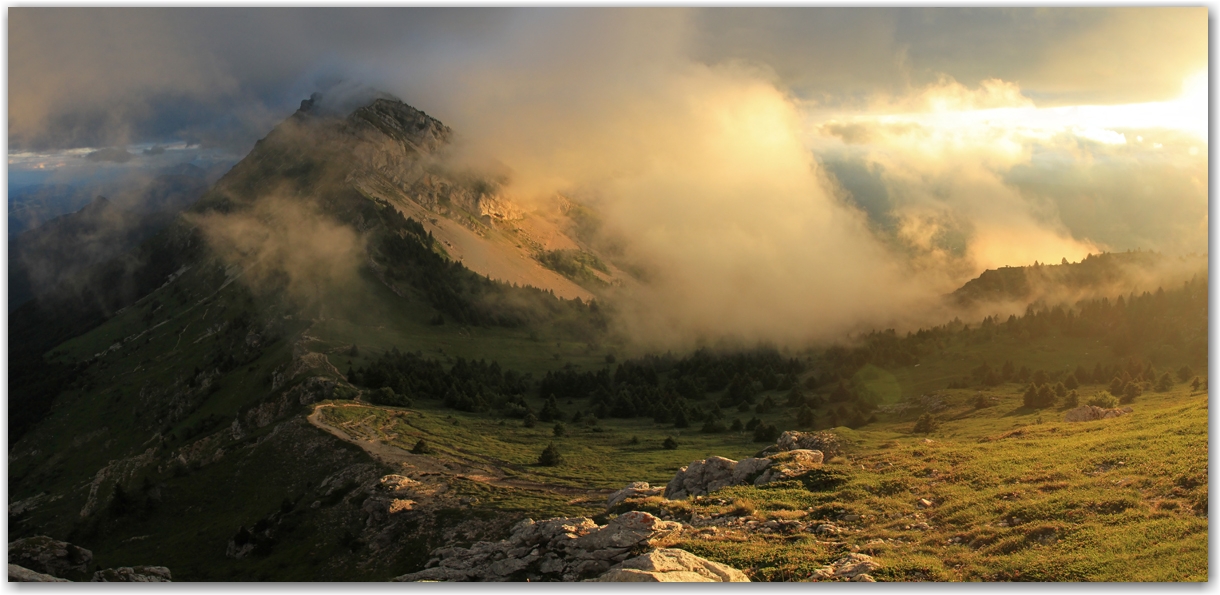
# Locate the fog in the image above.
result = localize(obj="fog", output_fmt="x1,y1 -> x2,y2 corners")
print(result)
9,8 -> 1209,347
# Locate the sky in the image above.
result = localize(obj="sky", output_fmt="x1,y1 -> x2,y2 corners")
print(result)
7,7 -> 1211,344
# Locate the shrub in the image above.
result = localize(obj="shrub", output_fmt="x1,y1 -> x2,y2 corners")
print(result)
913,413 -> 940,434
411,439 -> 434,455
753,423 -> 779,443
553,422 -> 567,437
523,413 -> 537,428
662,436 -> 678,450
369,386 -> 411,407
538,442 -> 562,466
1087,392 -> 1118,408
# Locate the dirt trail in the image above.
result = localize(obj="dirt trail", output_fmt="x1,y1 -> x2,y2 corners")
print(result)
308,403 -> 606,498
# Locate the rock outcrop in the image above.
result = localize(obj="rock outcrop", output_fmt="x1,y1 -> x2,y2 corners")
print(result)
606,482 -> 665,509
590,548 -> 749,582
1064,405 -> 1133,422
770,431 -> 844,458
92,566 -> 173,582
393,511 -> 684,582
7,535 -> 93,580
8,564 -> 70,582
664,449 -> 824,500
810,553 -> 881,581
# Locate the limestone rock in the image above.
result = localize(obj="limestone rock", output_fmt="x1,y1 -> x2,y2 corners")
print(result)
392,512 -> 682,582
664,449 -> 824,500
811,553 -> 882,581
730,457 -> 773,485
92,566 -> 173,582
9,564 -> 70,582
664,456 -> 738,500
7,535 -> 93,580
607,482 -> 664,509
1064,405 -> 1133,422
591,549 -> 749,582
754,449 -> 823,485
774,431 -> 843,458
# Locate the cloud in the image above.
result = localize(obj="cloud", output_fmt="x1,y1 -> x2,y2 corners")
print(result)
84,147 -> 134,163
10,8 -> 1208,347
187,193 -> 366,306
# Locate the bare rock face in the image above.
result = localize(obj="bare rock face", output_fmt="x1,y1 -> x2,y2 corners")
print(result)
774,431 -> 844,458
92,566 -> 173,582
591,548 -> 750,582
607,482 -> 665,509
7,535 -> 93,580
392,511 -> 682,582
664,449 -> 824,500
9,564 -> 70,582
1064,405 -> 1133,422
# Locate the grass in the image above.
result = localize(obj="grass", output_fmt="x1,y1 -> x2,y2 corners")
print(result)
10,247 -> 1207,582
656,382 -> 1208,582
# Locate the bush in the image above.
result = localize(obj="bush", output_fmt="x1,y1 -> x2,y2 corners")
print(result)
913,413 -> 940,434
538,442 -> 562,466
752,423 -> 779,443
662,436 -> 678,450
553,422 -> 567,437
523,413 -> 537,428
973,394 -> 991,409
1087,392 -> 1119,408
369,386 -> 411,407
411,439 -> 434,454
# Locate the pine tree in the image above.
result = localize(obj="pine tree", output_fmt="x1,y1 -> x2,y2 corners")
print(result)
797,405 -> 816,428
538,442 -> 563,466
1064,374 -> 1079,391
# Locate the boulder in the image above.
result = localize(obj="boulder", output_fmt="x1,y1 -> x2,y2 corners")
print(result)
810,553 -> 882,581
664,450 -> 824,500
753,450 -> 823,485
774,431 -> 843,458
1064,405 -> 1133,422
664,456 -> 738,500
92,566 -> 173,582
393,512 -> 682,582
591,549 -> 749,582
606,482 -> 664,509
7,535 -> 93,580
9,564 -> 70,582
